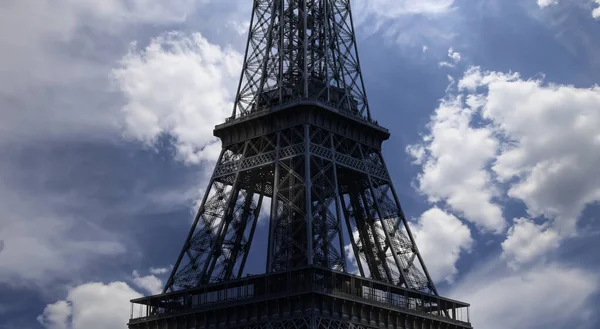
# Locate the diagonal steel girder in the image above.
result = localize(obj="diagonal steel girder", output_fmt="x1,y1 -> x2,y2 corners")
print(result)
164,126 -> 437,296
232,0 -> 372,122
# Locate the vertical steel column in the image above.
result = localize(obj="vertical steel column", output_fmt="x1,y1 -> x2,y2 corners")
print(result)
302,0 -> 309,98
267,132 -> 282,272
278,0 -> 285,102
339,194 -> 365,277
323,0 -> 331,101
329,133 -> 347,271
304,124 -> 314,265
238,192 -> 265,278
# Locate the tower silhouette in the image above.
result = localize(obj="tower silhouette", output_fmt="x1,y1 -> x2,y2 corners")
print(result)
129,1 -> 472,328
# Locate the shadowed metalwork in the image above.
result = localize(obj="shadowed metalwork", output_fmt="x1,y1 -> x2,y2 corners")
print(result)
129,1 -> 472,328
232,0 -> 371,121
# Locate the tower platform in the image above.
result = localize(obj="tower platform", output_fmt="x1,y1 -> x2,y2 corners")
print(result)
129,267 -> 471,329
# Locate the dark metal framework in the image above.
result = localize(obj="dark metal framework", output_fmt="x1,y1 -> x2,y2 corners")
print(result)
130,267 -> 471,329
232,0 -> 372,121
130,1 -> 472,328
165,124 -> 436,294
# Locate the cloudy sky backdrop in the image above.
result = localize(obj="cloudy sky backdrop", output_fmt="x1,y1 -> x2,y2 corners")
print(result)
1,0 -> 600,328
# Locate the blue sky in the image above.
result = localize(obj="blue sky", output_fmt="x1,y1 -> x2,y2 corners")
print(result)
1,0 -> 600,328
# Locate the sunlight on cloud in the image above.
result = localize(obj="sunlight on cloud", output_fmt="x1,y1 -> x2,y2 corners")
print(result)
410,208 -> 473,283
132,270 -> 163,295
465,67 -> 600,236
501,218 -> 561,269
38,282 -> 142,329
594,0 -> 600,18
406,95 -> 505,233
537,0 -> 600,19
113,31 -> 242,165
438,47 -> 462,68
537,0 -> 558,8
409,64 -> 600,267
351,0 -> 458,49
353,0 -> 455,17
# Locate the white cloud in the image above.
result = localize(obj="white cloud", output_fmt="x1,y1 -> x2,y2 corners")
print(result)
439,48 -> 461,68
38,282 -> 143,329
410,64 -> 600,266
0,0 -> 206,146
593,0 -> 600,18
351,0 -> 458,49
132,270 -> 163,295
448,47 -> 461,62
536,0 -> 600,19
410,208 -> 473,283
0,0 -> 198,95
537,0 -> 558,8
450,260 -> 599,329
354,0 -> 455,17
471,67 -> 600,236
37,301 -> 71,329
113,31 -> 242,164
407,96 -> 505,233
501,218 -> 561,269
149,267 -> 170,275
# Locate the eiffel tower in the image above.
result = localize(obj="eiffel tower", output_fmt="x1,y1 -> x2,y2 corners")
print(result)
128,1 -> 472,328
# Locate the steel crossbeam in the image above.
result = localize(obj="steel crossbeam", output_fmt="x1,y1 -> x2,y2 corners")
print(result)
165,126 -> 436,296
232,0 -> 371,122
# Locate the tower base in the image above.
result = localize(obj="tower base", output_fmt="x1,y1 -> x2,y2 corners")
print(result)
129,267 -> 471,329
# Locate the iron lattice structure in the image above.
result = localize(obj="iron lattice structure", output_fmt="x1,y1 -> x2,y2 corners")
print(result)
129,1 -> 472,328
232,0 -> 371,121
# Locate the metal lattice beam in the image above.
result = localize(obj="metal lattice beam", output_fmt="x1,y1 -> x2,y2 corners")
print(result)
232,0 -> 371,121
162,0 -> 438,297
164,126 -> 437,295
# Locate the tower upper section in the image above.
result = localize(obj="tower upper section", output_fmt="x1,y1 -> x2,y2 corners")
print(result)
231,0 -> 372,123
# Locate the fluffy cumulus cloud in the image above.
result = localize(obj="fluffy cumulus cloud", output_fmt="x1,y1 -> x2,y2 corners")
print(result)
113,32 -> 242,164
410,208 -> 473,283
450,261 -> 599,329
470,67 -> 600,236
501,218 -> 561,269
0,0 -> 228,295
409,65 -> 600,267
407,95 -> 505,233
595,0 -> 600,18
37,282 -> 143,329
132,270 -> 163,295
